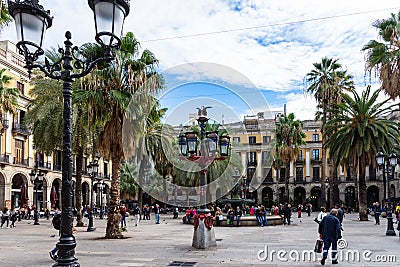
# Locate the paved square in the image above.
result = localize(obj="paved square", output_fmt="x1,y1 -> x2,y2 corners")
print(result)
0,213 -> 399,266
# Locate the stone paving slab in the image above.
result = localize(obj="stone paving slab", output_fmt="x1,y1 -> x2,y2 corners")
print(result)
0,213 -> 399,266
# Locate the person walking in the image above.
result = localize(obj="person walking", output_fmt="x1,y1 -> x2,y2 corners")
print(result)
10,208 -> 17,228
284,204 -> 292,225
1,207 -> 10,228
318,209 -> 342,265
297,204 -> 302,218
335,204 -> 344,229
316,207 -> 327,224
154,204 -> 161,224
133,205 -> 140,226
120,203 -> 127,228
235,206 -> 242,227
373,202 -> 381,225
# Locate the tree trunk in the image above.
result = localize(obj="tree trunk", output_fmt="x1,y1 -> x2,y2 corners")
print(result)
74,107 -> 84,227
284,164 -> 290,204
105,153 -> 123,238
137,159 -> 146,210
358,159 -> 368,221
75,145 -> 84,226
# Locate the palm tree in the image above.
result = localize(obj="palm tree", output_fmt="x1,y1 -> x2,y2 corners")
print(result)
120,162 -> 138,199
0,2 -> 12,33
81,32 -> 163,238
0,68 -> 19,117
275,113 -> 306,204
362,11 -> 400,99
324,86 -> 400,221
304,57 -> 354,207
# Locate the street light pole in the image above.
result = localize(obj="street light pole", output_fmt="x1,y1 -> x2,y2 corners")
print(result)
87,160 -> 98,232
8,1 -> 130,265
99,181 -> 104,219
178,106 -> 230,249
29,169 -> 44,225
375,149 -> 397,236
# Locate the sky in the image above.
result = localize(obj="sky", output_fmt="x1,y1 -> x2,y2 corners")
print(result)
2,0 -> 399,125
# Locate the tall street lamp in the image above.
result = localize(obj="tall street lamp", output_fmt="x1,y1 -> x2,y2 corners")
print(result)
375,149 -> 397,236
87,160 -> 99,232
178,106 -> 230,249
98,180 -> 104,219
7,1 -> 130,265
29,168 -> 44,225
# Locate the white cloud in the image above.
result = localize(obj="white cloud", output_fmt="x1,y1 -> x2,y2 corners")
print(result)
2,0 -> 399,122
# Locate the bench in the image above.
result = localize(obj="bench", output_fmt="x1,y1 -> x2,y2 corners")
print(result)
189,215 -> 283,226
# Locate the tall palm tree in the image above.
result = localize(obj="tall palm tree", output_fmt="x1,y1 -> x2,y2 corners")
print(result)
0,68 -> 19,117
0,2 -> 12,33
81,32 -> 163,238
120,162 -> 138,199
275,113 -> 306,204
304,57 -> 354,207
362,11 -> 400,99
324,86 -> 400,221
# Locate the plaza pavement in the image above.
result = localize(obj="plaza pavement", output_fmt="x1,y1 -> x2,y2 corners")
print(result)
0,212 -> 399,267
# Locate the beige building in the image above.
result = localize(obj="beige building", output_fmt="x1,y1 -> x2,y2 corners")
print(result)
226,112 -> 400,209
0,40 -> 111,212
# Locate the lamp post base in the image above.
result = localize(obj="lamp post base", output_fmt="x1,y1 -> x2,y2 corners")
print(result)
386,214 -> 396,236
192,216 -> 217,249
86,211 -> 96,232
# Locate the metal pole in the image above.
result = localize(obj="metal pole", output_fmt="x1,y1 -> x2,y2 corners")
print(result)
386,162 -> 395,236
100,184 -> 103,219
54,33 -> 79,267
198,119 -> 208,212
34,182 -> 40,225
87,177 -> 96,232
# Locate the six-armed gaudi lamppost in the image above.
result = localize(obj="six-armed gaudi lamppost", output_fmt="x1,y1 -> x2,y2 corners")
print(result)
8,0 -> 130,266
375,149 -> 397,236
178,106 -> 230,249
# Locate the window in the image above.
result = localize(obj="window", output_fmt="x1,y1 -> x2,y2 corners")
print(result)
312,149 -> 319,160
54,150 -> 62,170
263,136 -> 271,144
296,167 -> 303,181
104,162 -> 109,177
312,167 -> 320,181
297,150 -> 303,160
279,168 -> 286,182
83,157 -> 87,173
17,81 -> 24,95
249,136 -> 256,144
247,168 -> 256,182
312,134 -> 319,142
369,166 -> 376,181
262,151 -> 268,164
248,152 -> 256,163
15,140 -> 24,162
233,137 -> 240,143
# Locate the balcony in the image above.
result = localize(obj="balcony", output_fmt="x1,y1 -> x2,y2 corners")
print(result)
295,177 -> 304,183
295,159 -> 304,165
36,161 -> 51,170
0,154 -> 9,163
53,165 -> 62,171
13,157 -> 29,166
12,123 -> 30,136
312,177 -> 320,182
247,160 -> 257,167
311,158 -> 322,164
262,177 -> 274,184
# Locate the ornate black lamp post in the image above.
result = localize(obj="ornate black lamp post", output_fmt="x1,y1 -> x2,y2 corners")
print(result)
7,1 -> 130,265
178,106 -> 230,249
375,149 -> 397,236
0,118 -> 9,134
29,169 -> 44,225
98,180 -> 104,219
87,160 -> 99,232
